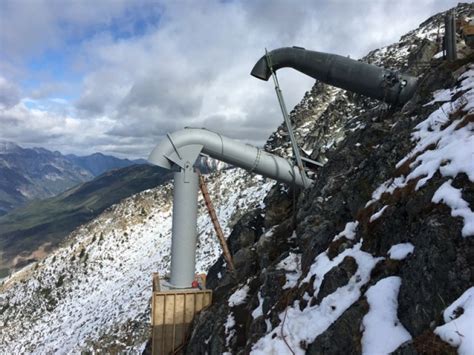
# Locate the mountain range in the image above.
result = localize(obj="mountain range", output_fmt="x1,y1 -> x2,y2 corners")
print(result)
0,163 -> 169,277
0,142 -> 144,216
0,142 -> 226,276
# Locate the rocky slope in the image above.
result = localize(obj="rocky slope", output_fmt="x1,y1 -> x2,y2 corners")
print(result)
0,3 -> 473,355
185,3 -> 474,355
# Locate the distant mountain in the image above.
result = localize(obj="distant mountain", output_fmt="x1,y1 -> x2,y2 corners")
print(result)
66,152 -> 146,176
0,164 -> 169,274
0,142 -> 144,215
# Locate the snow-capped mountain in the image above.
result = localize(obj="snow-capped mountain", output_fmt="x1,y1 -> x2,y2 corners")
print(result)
1,3 -> 473,355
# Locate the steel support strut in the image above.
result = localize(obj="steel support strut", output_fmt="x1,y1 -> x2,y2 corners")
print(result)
266,49 -> 310,188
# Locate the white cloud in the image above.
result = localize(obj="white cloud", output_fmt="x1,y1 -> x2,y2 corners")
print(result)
0,0 -> 461,158
0,76 -> 21,109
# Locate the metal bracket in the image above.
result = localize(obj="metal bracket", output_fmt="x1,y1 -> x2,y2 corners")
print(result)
248,148 -> 262,174
167,133 -> 182,160
164,135 -> 204,170
301,156 -> 324,168
183,161 -> 194,183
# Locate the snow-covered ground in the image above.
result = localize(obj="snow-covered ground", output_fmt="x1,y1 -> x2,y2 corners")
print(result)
0,168 -> 273,353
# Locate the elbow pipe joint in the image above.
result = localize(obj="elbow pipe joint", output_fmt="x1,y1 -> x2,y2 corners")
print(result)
251,47 -> 418,105
149,127 -> 310,188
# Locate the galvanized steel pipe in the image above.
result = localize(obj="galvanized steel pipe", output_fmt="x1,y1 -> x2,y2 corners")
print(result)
149,127 -> 310,288
149,128 -> 308,188
251,47 -> 418,105
169,166 -> 199,288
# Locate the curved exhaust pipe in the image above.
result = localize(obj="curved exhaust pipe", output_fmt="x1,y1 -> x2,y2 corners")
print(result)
251,47 -> 418,105
149,127 -> 308,187
149,128 -> 310,288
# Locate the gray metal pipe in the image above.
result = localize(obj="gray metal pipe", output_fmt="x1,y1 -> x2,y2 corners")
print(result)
149,128 -> 308,188
444,13 -> 457,61
251,47 -> 418,105
149,128 -> 310,288
169,166 -> 199,288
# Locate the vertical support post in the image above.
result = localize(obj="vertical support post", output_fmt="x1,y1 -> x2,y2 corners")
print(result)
169,163 -> 199,288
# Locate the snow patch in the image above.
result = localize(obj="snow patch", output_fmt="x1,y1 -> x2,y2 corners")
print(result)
435,287 -> 474,355
252,241 -> 382,355
361,276 -> 412,354
334,221 -> 359,241
432,180 -> 474,237
224,313 -> 236,348
276,252 -> 302,289
251,291 -> 264,319
228,285 -> 250,307
366,178 -> 405,207
388,243 -> 415,260
369,205 -> 388,222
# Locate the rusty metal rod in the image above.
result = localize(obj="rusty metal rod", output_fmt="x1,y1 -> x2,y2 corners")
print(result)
198,173 -> 235,272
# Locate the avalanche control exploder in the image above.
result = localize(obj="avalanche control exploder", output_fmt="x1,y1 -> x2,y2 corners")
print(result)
146,46 -> 419,354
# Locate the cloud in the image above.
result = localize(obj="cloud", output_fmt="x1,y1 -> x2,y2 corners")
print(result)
0,76 -> 21,109
0,0 -> 160,61
0,0 -> 461,158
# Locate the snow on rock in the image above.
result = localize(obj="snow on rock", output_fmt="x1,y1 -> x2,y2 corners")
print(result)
388,243 -> 415,260
334,221 -> 359,240
361,276 -> 412,355
402,67 -> 474,189
251,291 -> 264,319
251,241 -> 383,355
366,177 -> 405,207
276,252 -> 302,289
366,66 -> 474,232
426,87 -> 456,105
435,287 -> 474,355
369,205 -> 388,222
228,285 -> 250,307
0,167 -> 273,353
432,180 -> 474,237
224,313 -> 236,348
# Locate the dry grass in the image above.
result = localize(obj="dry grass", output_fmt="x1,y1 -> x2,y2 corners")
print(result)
413,330 -> 457,355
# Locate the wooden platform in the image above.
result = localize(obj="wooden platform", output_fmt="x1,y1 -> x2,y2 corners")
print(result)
151,275 -> 212,354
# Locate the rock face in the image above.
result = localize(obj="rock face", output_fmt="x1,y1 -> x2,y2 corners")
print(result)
186,3 -> 474,354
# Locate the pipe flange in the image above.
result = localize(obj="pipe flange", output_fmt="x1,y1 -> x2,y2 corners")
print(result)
248,147 -> 262,174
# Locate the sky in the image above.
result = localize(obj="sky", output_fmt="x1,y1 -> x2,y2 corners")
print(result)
0,0 -> 460,159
